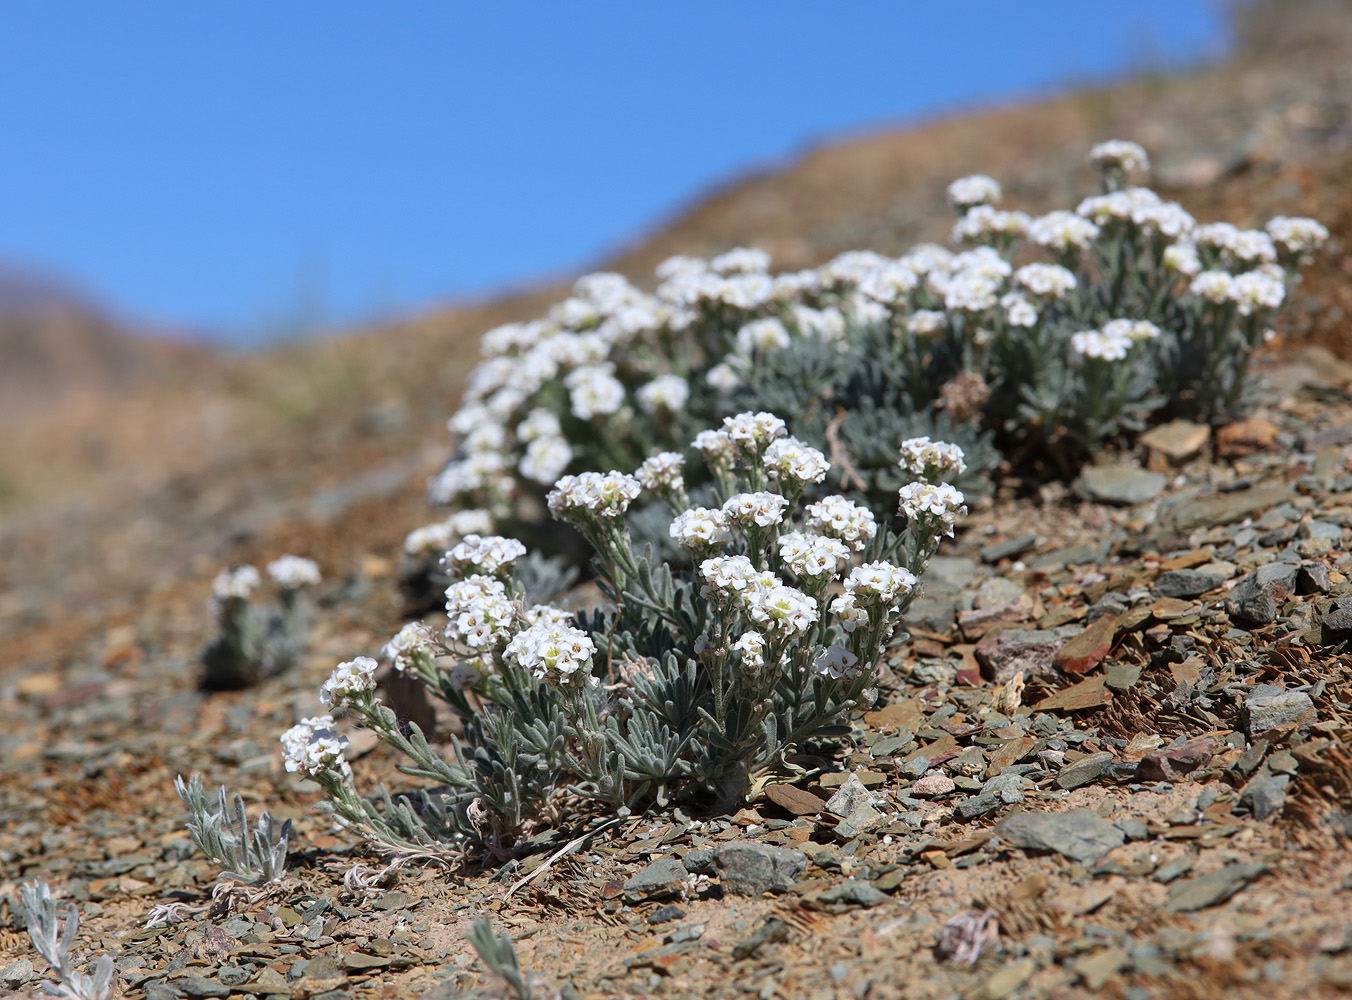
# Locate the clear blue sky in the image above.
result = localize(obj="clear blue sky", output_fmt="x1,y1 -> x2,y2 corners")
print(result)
0,3 -> 1224,345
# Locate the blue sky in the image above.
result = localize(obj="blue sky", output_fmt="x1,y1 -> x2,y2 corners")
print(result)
0,3 -> 1224,345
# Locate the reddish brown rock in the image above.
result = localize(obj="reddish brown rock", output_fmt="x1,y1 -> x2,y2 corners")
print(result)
1053,615 -> 1118,675
764,783 -> 827,816
975,629 -> 1066,683
1137,738 -> 1217,781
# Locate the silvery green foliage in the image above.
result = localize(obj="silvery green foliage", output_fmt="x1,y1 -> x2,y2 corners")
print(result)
19,881 -> 117,1000
201,557 -> 320,689
175,773 -> 291,884
467,919 -> 540,1000
285,414 -> 966,858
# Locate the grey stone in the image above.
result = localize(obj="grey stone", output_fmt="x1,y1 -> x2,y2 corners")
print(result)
623,858 -> 688,901
1301,520 -> 1344,541
1154,569 -> 1223,598
973,576 -> 1026,609
178,978 -> 231,999
1225,563 -> 1300,624
1300,562 -> 1332,595
1152,857 -> 1194,884
1244,689 -> 1316,735
1076,464 -> 1166,505
1030,541 -> 1110,570
924,556 -> 980,590
809,881 -> 888,908
0,958 -> 34,988
646,904 -> 685,925
981,533 -> 1037,564
956,772 -> 1025,819
1053,751 -> 1117,790
714,842 -> 807,896
1239,771 -> 1291,820
681,848 -> 716,875
997,808 -> 1125,865
1166,863 -> 1267,912
1116,818 -> 1149,842
834,803 -> 888,840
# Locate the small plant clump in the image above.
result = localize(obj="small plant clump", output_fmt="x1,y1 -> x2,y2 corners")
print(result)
280,413 -> 967,860
19,880 -> 118,1000
200,555 -> 321,689
174,773 -> 291,885
412,139 -> 1326,550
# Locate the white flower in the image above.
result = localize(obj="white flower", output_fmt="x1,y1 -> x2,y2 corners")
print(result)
823,250 -> 891,286
212,565 -> 260,601
1000,292 -> 1039,328
428,452 -> 505,504
908,310 -> 948,336
504,622 -> 596,684
636,374 -> 690,414
461,421 -> 507,455
516,408 -> 562,443
733,630 -> 767,670
848,292 -> 890,328
1101,318 -> 1160,343
1028,210 -> 1100,252
857,263 -> 920,304
453,594 -> 517,648
693,428 -> 737,465
1070,328 -> 1131,362
1163,242 -> 1202,276
711,247 -> 771,275
520,436 -> 573,485
1134,201 -> 1194,238
845,561 -> 917,603
735,317 -> 791,354
1190,270 -> 1235,304
1192,222 -> 1241,254
764,437 -> 830,485
722,491 -> 790,529
404,521 -> 456,558
564,364 -> 626,420
947,174 -> 1002,210
897,482 -> 967,534
520,604 -> 572,629
813,645 -> 859,680
445,575 -> 508,618
670,507 -> 731,550
281,716 -> 349,776
637,451 -> 686,492
699,555 -> 763,595
746,584 -> 818,637
706,362 -> 742,393
1230,229 -> 1277,265
448,534 -> 528,576
721,411 -> 788,452
1266,215 -> 1328,255
716,273 -> 776,310
448,403 -> 494,437
778,530 -> 849,579
1014,263 -> 1077,299
383,623 -> 436,673
1090,139 -> 1150,173
266,555 -> 321,590
804,495 -> 877,549
320,656 -> 378,708
899,437 -> 967,480
792,305 -> 846,342
942,269 -> 1004,313
829,592 -> 870,633
547,471 -> 642,520
1230,270 -> 1285,315
952,206 -> 1029,244
655,254 -> 708,282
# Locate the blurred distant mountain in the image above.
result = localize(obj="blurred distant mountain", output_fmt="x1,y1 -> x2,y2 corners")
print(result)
0,264 -> 210,417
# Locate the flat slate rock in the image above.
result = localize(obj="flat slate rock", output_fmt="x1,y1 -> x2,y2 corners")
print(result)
1075,463 -> 1167,505
996,808 -> 1125,865
715,842 -> 807,896
1166,863 -> 1267,912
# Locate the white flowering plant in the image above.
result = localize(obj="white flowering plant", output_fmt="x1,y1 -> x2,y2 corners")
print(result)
427,142 -> 1325,549
200,556 -> 321,689
281,415 -> 966,860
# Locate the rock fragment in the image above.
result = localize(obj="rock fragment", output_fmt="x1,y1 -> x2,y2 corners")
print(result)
714,842 -> 806,896
996,808 -> 1124,865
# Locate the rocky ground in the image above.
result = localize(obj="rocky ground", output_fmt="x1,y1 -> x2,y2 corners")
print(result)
5,3 -> 1352,998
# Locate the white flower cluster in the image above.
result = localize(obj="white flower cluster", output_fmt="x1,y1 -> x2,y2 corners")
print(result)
266,555 -> 321,590
447,534 -> 527,577
504,622 -> 596,685
721,411 -> 788,453
383,622 -> 437,672
947,174 -> 1002,210
1090,139 -> 1150,174
404,508 -> 495,558
778,530 -> 849,579
1013,263 -> 1077,300
547,471 -> 643,521
280,715 -> 349,776
320,656 -> 378,708
635,373 -> 690,414
763,436 -> 830,486
670,507 -> 731,551
898,482 -> 967,535
636,451 -> 686,492
722,491 -> 790,529
898,436 -> 967,481
212,565 -> 260,602
1267,215 -> 1329,256
804,496 -> 877,550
